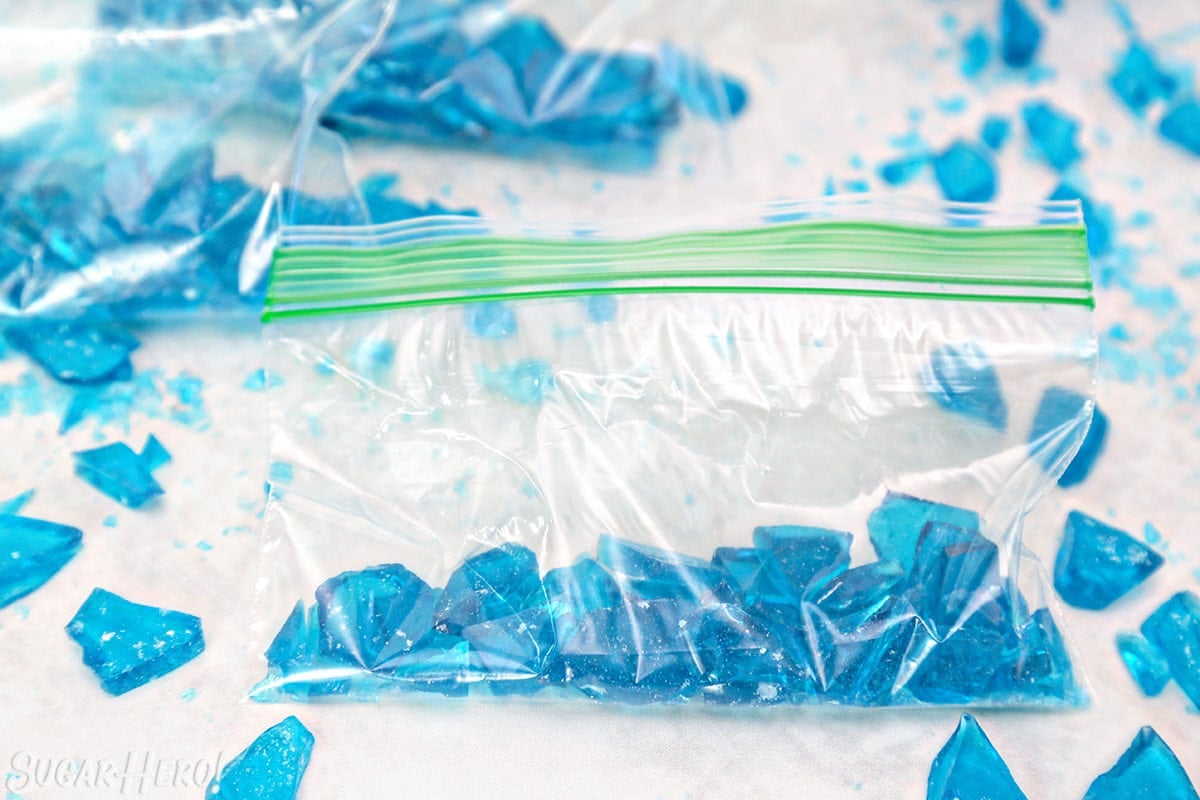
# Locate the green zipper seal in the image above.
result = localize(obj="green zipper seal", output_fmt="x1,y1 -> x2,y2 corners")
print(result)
265,219 -> 1093,320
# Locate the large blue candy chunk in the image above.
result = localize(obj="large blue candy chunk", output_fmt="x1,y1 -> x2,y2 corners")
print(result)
1140,591 -> 1200,709
1021,100 -> 1082,171
543,556 -> 623,638
462,605 -> 556,678
933,140 -> 997,202
910,610 -> 1008,703
1116,631 -> 1172,697
995,606 -> 1077,700
682,603 -> 800,700
465,302 -> 518,339
1083,727 -> 1199,800
998,0 -> 1041,68
598,533 -> 731,604
928,714 -> 1028,800
478,359 -> 554,405
867,491 -> 980,573
73,440 -> 166,508
712,547 -> 795,607
808,560 -> 906,624
752,526 -> 851,591
3,322 -> 138,386
65,588 -> 204,695
316,564 -> 436,670
207,716 -> 315,800
1159,99 -> 1200,157
1028,386 -> 1092,476
1109,42 -> 1177,115
1059,403 -> 1107,487
910,522 -> 1002,636
0,514 -> 83,608
921,342 -> 1008,430
1054,511 -> 1162,609
433,544 -> 546,635
819,604 -> 927,705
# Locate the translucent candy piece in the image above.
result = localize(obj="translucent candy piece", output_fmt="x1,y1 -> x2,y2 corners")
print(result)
0,514 -> 83,608
928,714 -> 1028,800
910,522 -> 1001,637
867,491 -> 981,573
1116,632 -> 1172,697
73,442 -> 165,508
808,560 -> 906,622
465,302 -> 518,339
139,435 -> 172,471
266,601 -> 314,673
0,489 -> 34,516
349,340 -> 396,385
961,28 -> 991,77
932,140 -> 997,202
657,42 -> 749,120
3,322 -> 138,386
1159,99 -> 1200,157
598,533 -> 732,604
543,556 -> 622,636
821,604 -> 927,705
1004,607 -> 1076,700
208,716 -> 315,800
462,605 -> 556,678
1028,386 -> 1091,476
911,609 -> 1008,704
65,588 -> 204,695
682,603 -> 801,694
1083,727 -> 1199,800
712,547 -> 795,607
1140,591 -> 1200,709
433,544 -> 546,635
752,526 -> 851,591
998,0 -> 1041,68
315,564 -> 436,670
1108,42 -> 1177,115
1059,403 -> 1108,487
980,115 -> 1011,150
921,342 -> 1008,430
1021,100 -> 1082,171
878,155 -> 928,186
1054,511 -> 1162,609
478,359 -> 555,405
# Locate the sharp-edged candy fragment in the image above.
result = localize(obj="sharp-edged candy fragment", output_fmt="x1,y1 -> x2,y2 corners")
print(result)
139,435 -> 172,471
1116,632 -> 1172,697
932,140 -> 997,202
1058,403 -> 1107,487
73,436 -> 170,508
1109,42 -> 1177,115
543,556 -> 623,638
998,0 -> 1041,68
3,322 -> 138,386
0,514 -> 83,608
921,342 -> 1008,430
867,491 -> 980,573
1028,386 -> 1092,477
316,564 -> 435,670
462,605 -> 556,678
1140,591 -> 1200,709
1054,511 -> 1162,609
927,714 -> 1028,800
712,547 -> 795,608
66,588 -> 204,695
207,716 -> 315,800
0,489 -> 34,516
1083,727 -> 1199,800
600,533 -> 732,603
433,544 -> 546,635
752,525 -> 851,591
1159,98 -> 1200,157
910,522 -> 1002,636
1021,100 -> 1082,171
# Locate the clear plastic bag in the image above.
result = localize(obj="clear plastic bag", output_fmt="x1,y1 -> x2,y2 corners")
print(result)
248,197 -> 1096,707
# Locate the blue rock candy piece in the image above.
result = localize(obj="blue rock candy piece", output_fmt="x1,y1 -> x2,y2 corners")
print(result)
1021,100 -> 1082,171
961,28 -> 991,77
207,716 -> 315,800
1116,631 -> 1172,696
0,489 -> 34,516
998,0 -> 1041,68
139,435 -> 172,472
462,604 -> 556,678
598,533 -> 732,604
1049,182 -> 1113,256
921,341 -> 1008,430
433,543 -> 546,635
1028,386 -> 1093,477
712,547 -> 795,607
1058,403 -> 1107,487
1054,511 -> 1162,609
478,359 -> 554,405
543,556 -> 622,636
3,322 -> 138,386
878,155 -> 928,186
752,526 -> 851,590
73,441 -> 165,508
1083,727 -> 1199,800
65,588 -> 204,695
1109,42 -> 1177,115
807,560 -> 906,622
1140,591 -> 1200,710
584,295 -> 618,323
816,601 -> 926,704
0,514 -> 83,608
932,140 -> 997,202
682,603 -> 800,694
1159,99 -> 1200,157
315,564 -> 435,669
266,601 -> 312,672
910,605 -> 1009,703
867,491 -> 980,573
980,115 -> 1011,151
465,302 -> 518,339
1005,606 -> 1075,699
910,522 -> 1002,636
927,714 -> 1029,800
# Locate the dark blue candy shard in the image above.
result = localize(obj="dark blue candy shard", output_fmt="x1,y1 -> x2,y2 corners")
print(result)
1059,403 -> 1107,487
1140,591 -> 1200,709
65,587 -> 204,695
3,322 -> 138,385
1116,631 -> 1172,697
315,564 -> 435,670
139,435 -> 172,471
0,514 -> 83,608
752,526 -> 851,591
1048,182 -> 1113,257
1021,100 -> 1082,171
1109,42 -> 1177,115
1083,727 -> 1199,800
1054,511 -> 1162,609
712,547 -> 795,607
921,342 -> 1008,430
682,603 -> 799,693
433,543 -> 546,635
928,714 -> 1029,800
1028,386 -> 1092,476
462,605 -> 556,677
73,441 -> 165,508
998,0 -> 1042,68
910,522 -> 1002,637
465,302 -> 518,339
208,716 -> 315,800
807,560 -> 906,623
933,140 -> 997,202
980,115 -> 1011,150
867,491 -> 980,573
598,533 -> 732,604
543,556 -> 622,639
1159,99 -> 1200,157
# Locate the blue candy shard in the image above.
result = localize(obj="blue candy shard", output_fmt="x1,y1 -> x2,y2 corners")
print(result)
1116,631 -> 1172,696
0,489 -> 34,516
712,547 -> 795,607
1109,42 -> 1177,115
584,295 -> 618,323
543,556 -> 623,638
807,560 -> 906,622
350,340 -> 396,385
462,605 -> 556,677
911,608 -> 1008,703
980,115 -> 1011,150
927,714 -> 1029,800
751,526 -> 851,590
921,342 -> 1008,430
0,514 -> 83,608
465,302 -> 518,339
961,27 -> 991,77
3,322 -> 137,386
478,359 -> 554,405
816,601 -> 927,704
1159,99 -> 1200,157
1083,727 -> 1199,800
867,491 -> 981,573
999,0 -> 1042,68
65,588 -> 204,695
1028,386 -> 1093,477
208,716 -> 315,800
932,140 -> 997,202
1021,100 -> 1082,171
878,155 -> 928,186
73,441 -> 165,508
1049,182 -> 1113,256
1006,606 -> 1075,699
433,544 -> 546,635
315,564 -> 435,670
1059,403 -> 1107,487
657,43 -> 749,120
1054,511 -> 1162,609
265,601 -> 313,673
1140,591 -> 1200,710
682,603 -> 799,691
910,522 -> 1002,636
139,435 -> 172,471
599,533 -> 732,604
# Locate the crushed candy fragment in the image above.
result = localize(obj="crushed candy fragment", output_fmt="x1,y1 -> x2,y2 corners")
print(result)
932,140 -> 997,202
208,716 -> 314,800
927,714 -> 1028,800
1108,42 -> 1177,115
921,342 -> 1008,430
1159,99 -> 1200,157
66,588 -> 204,695
1140,591 -> 1200,710
1021,100 -> 1082,171
316,564 -> 435,670
1083,727 -> 1199,800
73,436 -> 169,508
0,514 -> 83,609
1058,402 -> 1107,487
3,322 -> 138,386
999,0 -> 1042,69
1054,511 -> 1162,610
1116,632 -> 1171,696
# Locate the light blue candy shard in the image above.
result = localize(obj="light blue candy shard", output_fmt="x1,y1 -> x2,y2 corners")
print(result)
1059,403 -> 1107,487
0,489 -> 34,516
465,302 -> 518,339
921,342 -> 1008,430
433,544 -> 546,635
1160,99 -> 1200,157
139,435 -> 172,471
3,321 -> 138,386
73,442 -> 164,508
462,605 -> 556,677
927,714 -> 1028,800
867,491 -> 980,573
543,556 -> 622,635
1021,100 -> 1082,171
1140,591 -> 1200,710
1116,632 -> 1171,697
1028,386 -> 1091,476
315,564 -> 436,670
712,547 -> 794,607
207,716 -> 315,800
0,514 -> 83,608
1083,727 -> 1199,800
1109,42 -> 1177,114
478,359 -> 554,405
1054,511 -> 1162,610
932,140 -> 997,202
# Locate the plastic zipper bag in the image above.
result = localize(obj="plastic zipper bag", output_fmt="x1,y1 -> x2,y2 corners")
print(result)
248,197 -> 1096,707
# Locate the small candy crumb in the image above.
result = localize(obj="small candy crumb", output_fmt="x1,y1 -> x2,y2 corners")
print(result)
73,436 -> 170,509
1159,99 -> 1200,157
